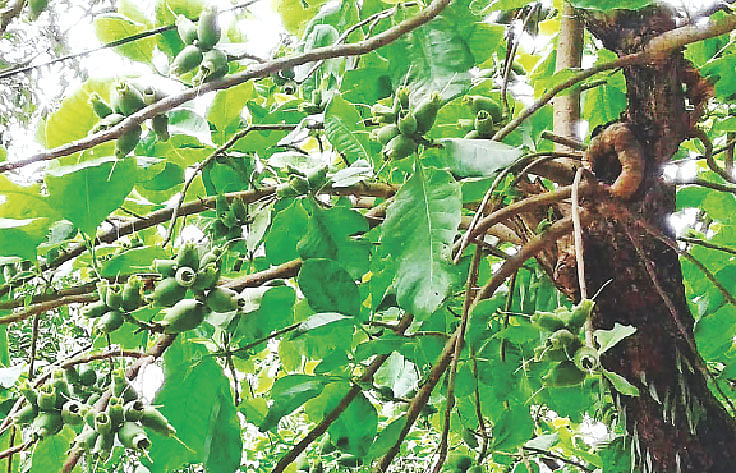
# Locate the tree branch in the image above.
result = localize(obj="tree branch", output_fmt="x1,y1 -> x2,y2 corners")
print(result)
1,0 -> 452,173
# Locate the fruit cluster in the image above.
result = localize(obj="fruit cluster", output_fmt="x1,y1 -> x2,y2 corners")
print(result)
171,7 -> 228,83
14,366 -> 173,460
275,166 -> 328,199
369,87 -> 443,160
81,276 -> 145,334
459,95 -> 502,139
532,299 -> 597,387
207,196 -> 249,240
74,369 -> 175,459
150,244 -> 242,334
88,82 -> 169,157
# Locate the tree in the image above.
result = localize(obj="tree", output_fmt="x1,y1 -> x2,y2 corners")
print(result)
0,0 -> 735,472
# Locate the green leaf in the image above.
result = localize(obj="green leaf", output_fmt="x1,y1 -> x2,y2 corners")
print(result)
490,404 -> 534,452
264,200 -> 309,265
273,0 -> 328,35
298,258 -> 360,316
46,157 -> 136,236
366,417 -> 406,461
324,95 -> 373,165
594,323 -> 637,354
259,375 -> 332,431
569,0 -> 654,10
437,138 -> 522,177
28,426 -> 75,473
146,343 -> 234,473
297,199 -> 369,279
328,391 -> 378,457
100,246 -> 167,278
382,164 -> 461,317
94,14 -> 155,63
203,390 -> 243,473
583,85 -> 627,133
235,286 -> 296,344
602,369 -> 640,396
695,305 -> 736,359
207,82 -> 255,138
330,159 -> 373,188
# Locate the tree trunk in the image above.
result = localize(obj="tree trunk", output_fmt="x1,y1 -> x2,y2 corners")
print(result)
552,5 -> 736,472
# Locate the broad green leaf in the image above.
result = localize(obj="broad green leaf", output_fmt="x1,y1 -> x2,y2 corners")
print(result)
208,82 -> 255,137
259,375 -> 332,431
264,200 -> 309,265
374,352 -> 419,398
100,246 -> 167,278
298,258 -> 360,316
297,199 -> 369,279
490,404 -> 534,452
273,0 -> 328,35
145,347 -> 232,473
437,138 -> 522,177
583,85 -> 627,133
695,305 -> 736,359
46,156 -> 136,236
203,390 -> 243,473
94,14 -> 155,63
235,285 -> 296,344
324,95 -> 372,165
594,323 -> 637,354
0,217 -> 52,259
28,426 -> 75,473
602,369 -> 640,396
366,417 -> 407,461
382,164 -> 461,317
330,159 -> 373,188
328,391 -> 378,457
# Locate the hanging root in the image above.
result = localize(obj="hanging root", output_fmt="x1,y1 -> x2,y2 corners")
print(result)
584,123 -> 644,199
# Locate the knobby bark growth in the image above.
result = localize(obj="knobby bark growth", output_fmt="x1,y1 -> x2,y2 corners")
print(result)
551,5 -> 736,472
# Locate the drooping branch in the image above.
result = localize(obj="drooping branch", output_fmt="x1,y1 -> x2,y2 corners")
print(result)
0,0 -> 452,173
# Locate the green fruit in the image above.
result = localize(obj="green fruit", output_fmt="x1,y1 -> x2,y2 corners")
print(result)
119,421 -> 151,450
121,276 -> 144,312
81,300 -> 108,319
176,14 -> 198,45
52,369 -> 70,397
455,455 -> 472,472
123,400 -> 145,422
175,266 -> 197,287
474,110 -> 495,137
206,287 -> 241,312
371,104 -> 396,123
95,412 -> 112,434
37,386 -> 56,411
140,407 -> 175,436
395,87 -> 410,110
371,124 -> 399,145
64,367 -> 80,386
162,299 -> 206,333
14,404 -> 38,425
76,427 -> 99,452
142,86 -> 162,106
565,298 -> 594,330
202,48 -> 228,81
152,113 -> 169,141
116,124 -> 142,157
176,243 -> 200,271
93,431 -> 115,459
78,364 -> 97,386
464,95 -> 502,123
385,134 -> 417,160
193,263 -> 220,291
29,0 -> 49,19
31,411 -> 63,438
531,311 -> 566,332
197,6 -> 220,51
89,92 -> 113,118
199,248 -> 222,267
112,83 -> 145,116
546,361 -> 586,387
105,284 -> 123,309
548,329 -> 582,355
152,259 -> 177,277
398,111 -> 418,136
172,45 -> 203,74
574,346 -> 600,372
62,400 -> 84,425
152,277 -> 187,307
290,176 -> 310,194
413,93 -> 442,134
97,310 -> 124,333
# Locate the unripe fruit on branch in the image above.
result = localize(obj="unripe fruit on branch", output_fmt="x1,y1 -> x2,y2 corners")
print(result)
89,92 -> 113,119
172,45 -> 203,75
175,266 -> 197,287
197,6 -> 221,51
140,406 -> 175,436
176,15 -> 198,45
119,421 -> 151,450
116,124 -> 142,157
97,310 -> 124,333
152,277 -> 187,307
111,83 -> 145,117
385,134 -> 417,160
162,299 -> 206,333
206,287 -> 242,312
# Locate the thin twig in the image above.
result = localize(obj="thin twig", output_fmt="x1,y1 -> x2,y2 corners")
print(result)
522,446 -> 594,472
0,439 -> 35,461
541,131 -> 587,151
571,167 -> 591,345
693,127 -> 733,184
432,249 -> 481,473
678,237 -> 736,256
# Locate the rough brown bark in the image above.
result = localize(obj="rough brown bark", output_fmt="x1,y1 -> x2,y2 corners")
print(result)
553,6 -> 736,472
